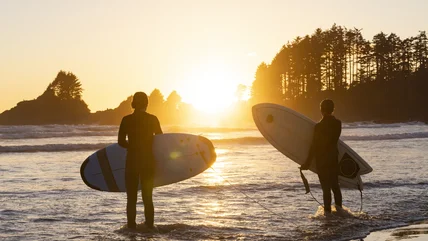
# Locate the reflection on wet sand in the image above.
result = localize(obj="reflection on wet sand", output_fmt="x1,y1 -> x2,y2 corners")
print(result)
391,225 -> 428,239
363,222 -> 428,241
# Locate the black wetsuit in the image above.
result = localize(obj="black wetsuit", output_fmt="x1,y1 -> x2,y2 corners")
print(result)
118,110 -> 162,228
306,115 -> 342,212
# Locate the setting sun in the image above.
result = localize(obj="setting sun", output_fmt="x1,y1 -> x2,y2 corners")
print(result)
179,61 -> 243,114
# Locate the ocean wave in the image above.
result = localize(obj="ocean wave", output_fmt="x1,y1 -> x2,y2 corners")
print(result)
343,123 -> 401,129
0,143 -> 111,153
0,124 -> 117,133
0,125 -> 258,139
0,125 -> 119,139
364,181 -> 428,189
0,139 -> 267,153
341,132 -> 428,141
0,131 -> 117,139
213,132 -> 428,145
2,131 -> 428,153
343,121 -> 425,129
166,126 -> 257,132
3,131 -> 428,153
212,137 -> 268,145
2,123 -> 427,140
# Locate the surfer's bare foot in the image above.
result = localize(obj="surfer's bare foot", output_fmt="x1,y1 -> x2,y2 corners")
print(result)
127,223 -> 137,229
324,208 -> 332,215
143,221 -> 155,229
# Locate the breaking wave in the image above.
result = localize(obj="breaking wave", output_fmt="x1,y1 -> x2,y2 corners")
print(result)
2,131 -> 428,153
0,143 -> 111,153
0,125 -> 257,139
341,132 -> 428,141
212,132 -> 428,145
0,125 -> 118,139
343,121 -> 426,129
212,137 -> 268,145
0,131 -> 118,139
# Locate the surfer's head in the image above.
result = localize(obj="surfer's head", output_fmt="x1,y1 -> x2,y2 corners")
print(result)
320,99 -> 334,115
132,92 -> 148,110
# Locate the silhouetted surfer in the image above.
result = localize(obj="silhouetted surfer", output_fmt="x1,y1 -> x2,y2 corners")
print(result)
301,99 -> 342,214
118,92 -> 163,229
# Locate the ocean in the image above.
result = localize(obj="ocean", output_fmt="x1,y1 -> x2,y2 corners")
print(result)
1,123 -> 427,240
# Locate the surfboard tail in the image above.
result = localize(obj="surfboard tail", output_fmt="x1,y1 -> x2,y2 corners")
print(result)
80,157 -> 102,191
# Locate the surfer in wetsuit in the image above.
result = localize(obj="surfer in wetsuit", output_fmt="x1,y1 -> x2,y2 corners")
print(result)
301,99 -> 342,214
118,92 -> 163,229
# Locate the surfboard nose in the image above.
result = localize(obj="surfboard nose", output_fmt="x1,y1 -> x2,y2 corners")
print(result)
198,136 -> 217,166
252,103 -> 276,124
252,104 -> 264,115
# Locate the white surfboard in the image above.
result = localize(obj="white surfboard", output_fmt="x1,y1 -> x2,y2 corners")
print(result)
80,133 -> 216,192
252,103 -> 372,190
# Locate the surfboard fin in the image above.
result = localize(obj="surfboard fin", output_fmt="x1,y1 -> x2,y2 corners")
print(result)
300,169 -> 310,194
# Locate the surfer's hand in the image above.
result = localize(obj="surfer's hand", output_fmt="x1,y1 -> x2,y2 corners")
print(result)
300,163 -> 309,170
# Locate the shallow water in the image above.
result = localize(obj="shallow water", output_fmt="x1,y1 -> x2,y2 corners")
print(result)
1,123 -> 427,240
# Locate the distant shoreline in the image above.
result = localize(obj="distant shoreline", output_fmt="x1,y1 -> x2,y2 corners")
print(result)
0,119 -> 426,126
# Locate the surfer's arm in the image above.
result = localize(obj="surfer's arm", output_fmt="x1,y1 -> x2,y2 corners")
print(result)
118,117 -> 129,148
302,144 -> 314,170
329,120 -> 341,147
302,125 -> 318,170
336,120 -> 342,140
154,116 -> 163,135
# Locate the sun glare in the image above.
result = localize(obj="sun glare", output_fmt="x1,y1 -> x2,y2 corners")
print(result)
180,63 -> 242,114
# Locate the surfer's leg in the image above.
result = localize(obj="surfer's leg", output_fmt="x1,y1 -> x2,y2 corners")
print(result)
125,164 -> 139,229
318,173 -> 332,213
331,174 -> 342,208
141,175 -> 154,227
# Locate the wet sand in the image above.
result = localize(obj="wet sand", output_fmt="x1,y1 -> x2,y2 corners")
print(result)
362,221 -> 428,241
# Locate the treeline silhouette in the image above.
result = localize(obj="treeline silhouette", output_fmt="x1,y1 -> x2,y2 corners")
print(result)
0,71 -> 197,125
0,71 -> 90,125
250,24 -> 428,122
2,25 -> 428,126
88,89 -> 197,125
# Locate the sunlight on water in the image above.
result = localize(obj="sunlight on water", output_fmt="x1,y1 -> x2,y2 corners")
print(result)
215,148 -> 229,155
202,149 -> 229,185
203,173 -> 225,185
203,159 -> 227,186
195,200 -> 223,217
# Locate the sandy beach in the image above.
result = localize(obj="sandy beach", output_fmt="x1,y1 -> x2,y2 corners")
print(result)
362,221 -> 428,241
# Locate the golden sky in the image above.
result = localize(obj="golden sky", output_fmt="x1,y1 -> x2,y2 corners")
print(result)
1,0 -> 427,113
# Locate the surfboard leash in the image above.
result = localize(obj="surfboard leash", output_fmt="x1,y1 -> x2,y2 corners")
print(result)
300,169 -> 323,207
300,169 -> 365,213
357,182 -> 363,213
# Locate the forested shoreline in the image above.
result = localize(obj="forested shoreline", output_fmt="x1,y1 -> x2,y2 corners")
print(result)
0,71 -> 196,125
1,25 -> 427,125
250,25 -> 428,122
